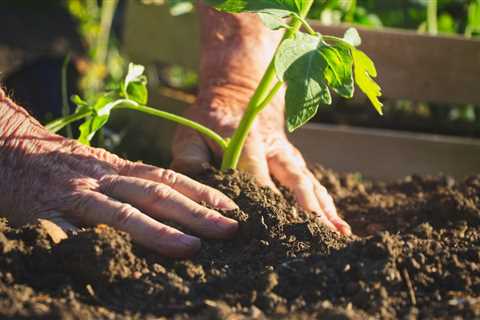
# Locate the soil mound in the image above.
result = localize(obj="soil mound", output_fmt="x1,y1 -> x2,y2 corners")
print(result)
0,168 -> 479,319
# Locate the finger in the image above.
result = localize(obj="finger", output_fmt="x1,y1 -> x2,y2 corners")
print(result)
67,190 -> 201,258
238,135 -> 278,192
100,175 -> 238,239
308,171 -> 352,236
121,163 -> 237,210
268,151 -> 337,232
171,128 -> 211,176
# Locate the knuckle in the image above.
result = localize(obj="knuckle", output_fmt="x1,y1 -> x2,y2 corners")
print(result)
118,161 -> 137,176
98,174 -> 119,194
148,183 -> 175,203
67,177 -> 100,192
66,192 -> 97,218
158,169 -> 178,187
113,204 -> 136,227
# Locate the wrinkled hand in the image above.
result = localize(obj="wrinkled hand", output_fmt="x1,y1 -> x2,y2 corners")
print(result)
0,93 -> 238,258
171,95 -> 351,236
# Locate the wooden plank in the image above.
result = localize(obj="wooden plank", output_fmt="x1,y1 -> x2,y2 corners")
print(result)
124,4 -> 480,105
289,123 -> 480,181
312,23 -> 480,105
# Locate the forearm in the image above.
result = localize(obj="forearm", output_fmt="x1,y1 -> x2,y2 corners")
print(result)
197,2 -> 284,113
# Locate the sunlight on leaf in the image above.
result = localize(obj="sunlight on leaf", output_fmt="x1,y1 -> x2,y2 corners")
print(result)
275,32 -> 355,131
352,48 -> 383,115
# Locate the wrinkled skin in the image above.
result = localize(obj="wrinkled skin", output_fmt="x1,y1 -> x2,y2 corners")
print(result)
0,89 -> 238,258
172,4 -> 351,235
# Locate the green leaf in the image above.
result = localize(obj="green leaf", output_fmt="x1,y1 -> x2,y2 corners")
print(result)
71,94 -> 92,114
204,0 -> 302,14
126,82 -> 148,105
275,32 -> 355,131
257,9 -> 291,30
123,63 -> 148,104
71,95 -> 88,108
77,94 -> 125,145
285,76 -> 331,132
343,27 -> 361,47
204,0 -> 309,30
124,63 -> 145,87
320,43 -> 354,98
78,115 -> 109,145
351,48 -> 383,115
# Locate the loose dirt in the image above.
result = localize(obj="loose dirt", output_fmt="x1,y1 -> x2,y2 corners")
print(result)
1,167 -> 479,319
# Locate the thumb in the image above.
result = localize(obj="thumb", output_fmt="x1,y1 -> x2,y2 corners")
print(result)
171,127 -> 212,175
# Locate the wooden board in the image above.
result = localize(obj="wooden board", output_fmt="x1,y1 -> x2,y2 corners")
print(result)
289,123 -> 480,181
124,4 -> 480,105
312,23 -> 480,105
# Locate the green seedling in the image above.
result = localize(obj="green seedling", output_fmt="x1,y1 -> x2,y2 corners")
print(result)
47,0 -> 383,170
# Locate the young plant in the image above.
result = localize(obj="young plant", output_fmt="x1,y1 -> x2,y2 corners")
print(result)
47,0 -> 383,171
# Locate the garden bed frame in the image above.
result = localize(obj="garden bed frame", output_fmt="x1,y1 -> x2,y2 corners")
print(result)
124,2 -> 480,181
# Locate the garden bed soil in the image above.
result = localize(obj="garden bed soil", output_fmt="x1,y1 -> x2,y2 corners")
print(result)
0,167 -> 479,319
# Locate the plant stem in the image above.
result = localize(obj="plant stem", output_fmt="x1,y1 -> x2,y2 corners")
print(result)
323,35 -> 353,47
427,0 -> 438,35
297,15 -> 317,35
95,0 -> 118,72
118,103 -> 228,151
61,54 -> 73,138
221,0 -> 315,170
45,110 -> 91,133
345,0 -> 357,23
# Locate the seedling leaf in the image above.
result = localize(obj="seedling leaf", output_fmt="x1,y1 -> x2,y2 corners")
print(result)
257,9 -> 291,30
126,81 -> 148,105
78,115 -> 109,145
275,32 -> 354,131
204,0 -> 303,14
77,94 -> 122,145
343,27 -> 361,47
352,49 -> 383,115
123,63 -> 148,104
71,94 -> 92,114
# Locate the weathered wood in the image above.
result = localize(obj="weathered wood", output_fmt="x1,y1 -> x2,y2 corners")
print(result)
312,23 -> 480,105
289,123 -> 480,181
124,4 -> 480,105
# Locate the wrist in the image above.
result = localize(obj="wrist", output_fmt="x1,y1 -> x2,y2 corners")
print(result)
198,2 -> 283,114
0,91 -> 57,154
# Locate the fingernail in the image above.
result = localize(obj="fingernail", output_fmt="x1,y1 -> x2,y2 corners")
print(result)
214,216 -> 239,237
339,224 -> 352,236
219,199 -> 239,210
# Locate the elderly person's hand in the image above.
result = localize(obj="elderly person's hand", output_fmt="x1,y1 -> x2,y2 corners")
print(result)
0,89 -> 238,258
172,4 -> 351,236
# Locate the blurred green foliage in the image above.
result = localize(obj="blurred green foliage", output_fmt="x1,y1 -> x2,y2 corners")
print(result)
65,0 -> 126,100
149,0 -> 480,37
309,0 -> 480,37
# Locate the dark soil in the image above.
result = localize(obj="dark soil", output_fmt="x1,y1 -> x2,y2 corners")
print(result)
1,167 -> 479,319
